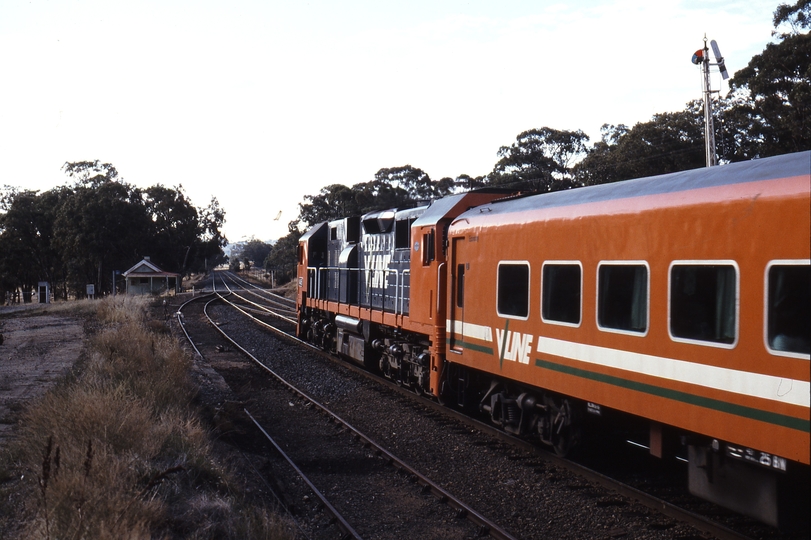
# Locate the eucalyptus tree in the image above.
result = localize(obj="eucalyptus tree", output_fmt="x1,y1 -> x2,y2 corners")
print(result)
373,165 -> 435,201
298,184 -> 364,227
235,238 -> 272,269
143,184 -> 202,274
192,196 -> 228,273
0,161 -> 227,297
0,188 -> 69,299
351,177 -> 411,214
450,174 -> 487,192
52,175 -> 150,295
489,127 -> 589,192
264,223 -> 301,283
719,0 -> 811,160
574,106 -> 705,185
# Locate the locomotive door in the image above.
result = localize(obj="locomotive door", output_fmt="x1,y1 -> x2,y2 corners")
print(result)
449,236 -> 467,353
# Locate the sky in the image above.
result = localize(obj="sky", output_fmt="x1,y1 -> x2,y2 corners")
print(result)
0,0 -> 782,244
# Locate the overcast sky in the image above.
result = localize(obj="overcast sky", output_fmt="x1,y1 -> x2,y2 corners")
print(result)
0,0 -> 781,244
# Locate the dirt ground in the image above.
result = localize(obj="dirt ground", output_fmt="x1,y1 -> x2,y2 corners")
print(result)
0,305 -> 85,448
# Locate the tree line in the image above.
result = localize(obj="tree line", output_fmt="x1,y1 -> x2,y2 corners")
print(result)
0,161 -> 227,300
294,0 -> 809,225
237,1 -> 808,283
6,3 -> 804,293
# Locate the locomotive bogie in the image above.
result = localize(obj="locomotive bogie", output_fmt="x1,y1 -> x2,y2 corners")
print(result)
373,333 -> 432,392
301,305 -> 432,390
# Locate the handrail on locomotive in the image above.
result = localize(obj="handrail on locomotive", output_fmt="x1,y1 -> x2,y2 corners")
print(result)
306,265 -> 411,316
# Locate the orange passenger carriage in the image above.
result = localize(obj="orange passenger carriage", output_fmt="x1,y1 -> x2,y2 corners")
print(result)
297,151 -> 810,529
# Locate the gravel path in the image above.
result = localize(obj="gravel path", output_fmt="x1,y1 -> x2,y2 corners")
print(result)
0,307 -> 85,447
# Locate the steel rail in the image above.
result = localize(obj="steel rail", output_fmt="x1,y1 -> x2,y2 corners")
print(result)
177,293 -> 360,540
228,286 -> 297,314
205,277 -> 758,540
244,409 -> 363,540
199,291 -> 520,540
216,274 -> 298,324
191,272 -> 759,540
220,271 -> 296,308
444,410 -> 756,540
175,291 -> 218,358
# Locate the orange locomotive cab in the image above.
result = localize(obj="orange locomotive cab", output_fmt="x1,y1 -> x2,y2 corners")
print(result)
407,189 -> 518,396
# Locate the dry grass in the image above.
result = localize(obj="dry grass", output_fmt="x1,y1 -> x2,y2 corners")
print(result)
0,296 -> 294,540
1,298 -> 99,318
273,280 -> 298,300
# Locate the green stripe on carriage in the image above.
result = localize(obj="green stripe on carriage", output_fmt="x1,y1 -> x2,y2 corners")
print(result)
534,358 -> 810,433
450,339 -> 494,356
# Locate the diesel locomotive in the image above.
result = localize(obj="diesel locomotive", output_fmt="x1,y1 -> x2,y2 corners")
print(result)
296,150 -> 810,528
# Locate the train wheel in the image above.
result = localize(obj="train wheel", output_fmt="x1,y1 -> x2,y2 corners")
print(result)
436,364 -> 451,407
412,377 -> 423,396
379,355 -> 391,380
436,363 -> 472,410
544,397 -> 582,457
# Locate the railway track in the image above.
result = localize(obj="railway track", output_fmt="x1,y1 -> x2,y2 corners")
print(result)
177,280 -> 518,539
216,271 -> 298,325
174,271 -> 803,540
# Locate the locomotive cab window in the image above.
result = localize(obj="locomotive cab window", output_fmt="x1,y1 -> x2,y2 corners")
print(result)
669,262 -> 738,346
542,262 -> 582,326
395,219 -> 410,249
497,262 -> 529,319
766,261 -> 810,356
455,264 -> 465,308
422,230 -> 435,266
598,263 -> 648,334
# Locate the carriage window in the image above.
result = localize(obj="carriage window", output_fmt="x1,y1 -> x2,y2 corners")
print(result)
767,263 -> 810,355
670,264 -> 737,345
497,262 -> 529,318
598,264 -> 648,333
542,263 -> 581,325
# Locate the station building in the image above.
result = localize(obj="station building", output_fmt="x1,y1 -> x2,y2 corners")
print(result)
123,257 -> 181,295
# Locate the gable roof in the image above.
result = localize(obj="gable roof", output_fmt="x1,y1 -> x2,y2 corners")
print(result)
123,258 -> 180,278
